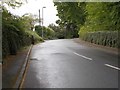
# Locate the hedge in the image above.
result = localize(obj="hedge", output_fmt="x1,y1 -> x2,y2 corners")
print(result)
79,31 -> 119,48
2,24 -> 44,58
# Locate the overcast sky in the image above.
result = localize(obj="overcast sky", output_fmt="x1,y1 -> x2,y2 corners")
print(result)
7,0 -> 59,26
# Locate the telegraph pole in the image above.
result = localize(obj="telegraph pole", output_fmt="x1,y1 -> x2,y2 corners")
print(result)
39,9 -> 41,26
42,7 -> 46,38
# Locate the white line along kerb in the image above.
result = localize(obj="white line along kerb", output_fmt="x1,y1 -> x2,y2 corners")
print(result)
105,64 -> 120,71
73,52 -> 93,61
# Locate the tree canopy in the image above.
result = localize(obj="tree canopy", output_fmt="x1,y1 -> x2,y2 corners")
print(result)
54,2 -> 120,36
2,0 -> 27,8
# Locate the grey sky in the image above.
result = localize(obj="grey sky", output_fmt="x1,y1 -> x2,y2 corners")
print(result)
7,0 -> 59,26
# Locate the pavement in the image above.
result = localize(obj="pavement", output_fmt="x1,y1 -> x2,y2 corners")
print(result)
2,46 -> 32,89
21,39 -> 119,88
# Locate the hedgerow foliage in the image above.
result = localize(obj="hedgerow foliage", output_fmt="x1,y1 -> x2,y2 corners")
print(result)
79,2 -> 120,48
2,7 -> 43,58
35,25 -> 55,40
80,31 -> 119,48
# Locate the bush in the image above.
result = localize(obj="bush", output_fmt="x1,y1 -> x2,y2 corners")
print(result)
79,31 -> 118,48
25,30 -> 44,43
2,24 -> 43,58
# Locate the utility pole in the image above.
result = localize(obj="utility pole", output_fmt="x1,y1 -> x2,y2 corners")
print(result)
42,6 -> 46,38
39,9 -> 41,26
39,9 -> 42,37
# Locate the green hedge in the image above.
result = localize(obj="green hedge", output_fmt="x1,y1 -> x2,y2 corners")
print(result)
2,24 -> 43,58
79,31 -> 119,48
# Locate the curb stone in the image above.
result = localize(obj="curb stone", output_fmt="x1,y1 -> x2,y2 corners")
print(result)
14,45 -> 33,88
0,63 -> 2,90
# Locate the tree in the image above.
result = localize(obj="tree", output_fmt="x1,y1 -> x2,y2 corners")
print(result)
21,13 -> 38,31
48,23 -> 65,39
35,25 -> 42,36
54,2 -> 87,38
79,2 -> 120,33
2,0 -> 27,8
35,25 -> 55,40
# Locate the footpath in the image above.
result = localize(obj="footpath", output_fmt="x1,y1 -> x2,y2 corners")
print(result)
2,45 -> 32,89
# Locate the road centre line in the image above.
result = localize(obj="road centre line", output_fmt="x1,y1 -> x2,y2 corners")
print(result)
73,52 -> 93,61
105,64 -> 120,71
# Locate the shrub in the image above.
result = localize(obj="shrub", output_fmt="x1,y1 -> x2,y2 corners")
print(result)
2,24 -> 43,58
79,31 -> 118,48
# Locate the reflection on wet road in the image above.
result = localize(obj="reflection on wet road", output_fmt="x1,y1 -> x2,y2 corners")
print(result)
22,39 -> 118,88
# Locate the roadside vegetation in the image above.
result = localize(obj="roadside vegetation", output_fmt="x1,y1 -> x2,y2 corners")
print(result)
2,1 -> 120,58
2,1 -> 43,58
35,25 -> 55,40
54,2 -> 120,48
35,23 -> 68,39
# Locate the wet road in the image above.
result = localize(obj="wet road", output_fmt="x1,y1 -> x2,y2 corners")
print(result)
22,39 -> 118,88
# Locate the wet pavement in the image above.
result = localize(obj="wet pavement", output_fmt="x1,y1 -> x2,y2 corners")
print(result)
2,47 -> 30,88
22,39 -> 118,88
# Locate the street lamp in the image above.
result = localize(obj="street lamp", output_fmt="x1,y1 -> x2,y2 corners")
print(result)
38,9 -> 41,26
42,6 -> 46,38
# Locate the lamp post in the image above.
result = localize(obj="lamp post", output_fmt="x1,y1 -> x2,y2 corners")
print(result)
42,6 -> 46,38
38,9 -> 41,26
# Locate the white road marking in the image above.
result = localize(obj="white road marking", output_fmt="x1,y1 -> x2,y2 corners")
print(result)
105,64 -> 120,70
73,52 -> 93,61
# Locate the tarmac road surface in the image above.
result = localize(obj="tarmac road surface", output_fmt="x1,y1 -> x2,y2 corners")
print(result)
22,39 -> 118,88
